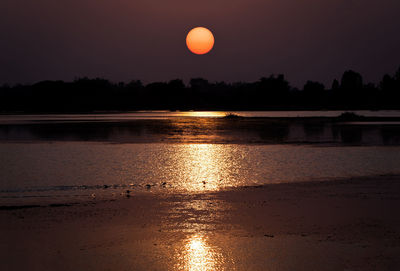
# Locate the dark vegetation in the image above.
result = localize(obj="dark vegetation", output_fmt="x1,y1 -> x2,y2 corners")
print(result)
336,112 -> 364,121
1,67 -> 400,113
223,113 -> 242,119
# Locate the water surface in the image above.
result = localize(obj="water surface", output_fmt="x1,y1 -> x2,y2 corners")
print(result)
1,111 -> 400,204
1,110 -> 400,123
1,143 -> 400,204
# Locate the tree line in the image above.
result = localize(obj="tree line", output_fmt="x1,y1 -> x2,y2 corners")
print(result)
0,67 -> 399,113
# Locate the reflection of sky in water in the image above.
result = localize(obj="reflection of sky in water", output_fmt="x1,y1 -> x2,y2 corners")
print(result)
175,234 -> 226,271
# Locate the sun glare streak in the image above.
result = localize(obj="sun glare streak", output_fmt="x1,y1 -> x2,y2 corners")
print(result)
179,111 -> 226,118
176,144 -> 225,191
175,234 -> 225,271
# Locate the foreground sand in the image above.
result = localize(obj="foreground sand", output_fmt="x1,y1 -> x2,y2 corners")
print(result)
1,175 -> 400,271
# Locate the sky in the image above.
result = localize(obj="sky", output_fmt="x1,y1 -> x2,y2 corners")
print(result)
1,0 -> 400,87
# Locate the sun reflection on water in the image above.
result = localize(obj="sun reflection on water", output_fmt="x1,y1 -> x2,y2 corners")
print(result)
175,234 -> 225,271
174,144 -> 234,192
178,111 -> 226,118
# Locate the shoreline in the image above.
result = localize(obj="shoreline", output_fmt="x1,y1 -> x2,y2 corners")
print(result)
1,174 -> 400,208
1,109 -> 400,115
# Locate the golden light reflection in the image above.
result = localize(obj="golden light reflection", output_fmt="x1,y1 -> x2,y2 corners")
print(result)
175,144 -> 232,192
178,111 -> 226,118
175,234 -> 225,271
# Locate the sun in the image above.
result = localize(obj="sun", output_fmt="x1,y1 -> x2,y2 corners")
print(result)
186,27 -> 215,55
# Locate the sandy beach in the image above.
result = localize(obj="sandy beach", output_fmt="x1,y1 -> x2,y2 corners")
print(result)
1,175 -> 400,271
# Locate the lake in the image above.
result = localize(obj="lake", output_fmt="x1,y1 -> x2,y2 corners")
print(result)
1,111 -> 400,204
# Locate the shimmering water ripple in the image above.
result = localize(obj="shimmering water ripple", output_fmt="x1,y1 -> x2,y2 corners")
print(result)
1,143 -> 400,202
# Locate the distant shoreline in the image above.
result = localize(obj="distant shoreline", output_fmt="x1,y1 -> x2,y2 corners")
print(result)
2,109 -> 400,115
1,110 -> 400,119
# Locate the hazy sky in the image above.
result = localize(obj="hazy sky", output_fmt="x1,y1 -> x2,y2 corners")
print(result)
1,0 -> 399,87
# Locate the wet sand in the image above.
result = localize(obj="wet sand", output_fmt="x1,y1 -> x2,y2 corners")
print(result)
1,175 -> 400,271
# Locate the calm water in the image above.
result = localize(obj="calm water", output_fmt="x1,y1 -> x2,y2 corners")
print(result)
1,113 -> 400,145
1,111 -> 400,204
1,110 -> 400,123
1,143 -> 400,203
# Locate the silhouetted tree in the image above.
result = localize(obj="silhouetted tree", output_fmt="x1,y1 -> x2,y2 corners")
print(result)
331,79 -> 340,90
126,80 -> 143,89
302,81 -> 325,107
304,81 -> 325,93
380,74 -> 394,92
395,67 -> 400,81
168,79 -> 185,90
379,67 -> 400,107
336,70 -> 365,107
167,79 -> 186,109
190,78 -> 209,91
1,66 -> 400,112
340,70 -> 363,91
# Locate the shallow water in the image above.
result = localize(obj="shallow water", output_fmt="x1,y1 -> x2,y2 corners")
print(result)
1,112 -> 400,204
1,116 -> 400,145
2,112 -> 400,270
1,142 -> 400,204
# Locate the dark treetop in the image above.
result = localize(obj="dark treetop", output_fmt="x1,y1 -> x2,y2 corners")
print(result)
1,67 -> 400,113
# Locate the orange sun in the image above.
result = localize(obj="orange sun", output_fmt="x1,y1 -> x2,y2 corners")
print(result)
186,27 -> 215,55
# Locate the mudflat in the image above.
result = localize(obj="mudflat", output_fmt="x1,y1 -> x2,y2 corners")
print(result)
1,175 -> 400,271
